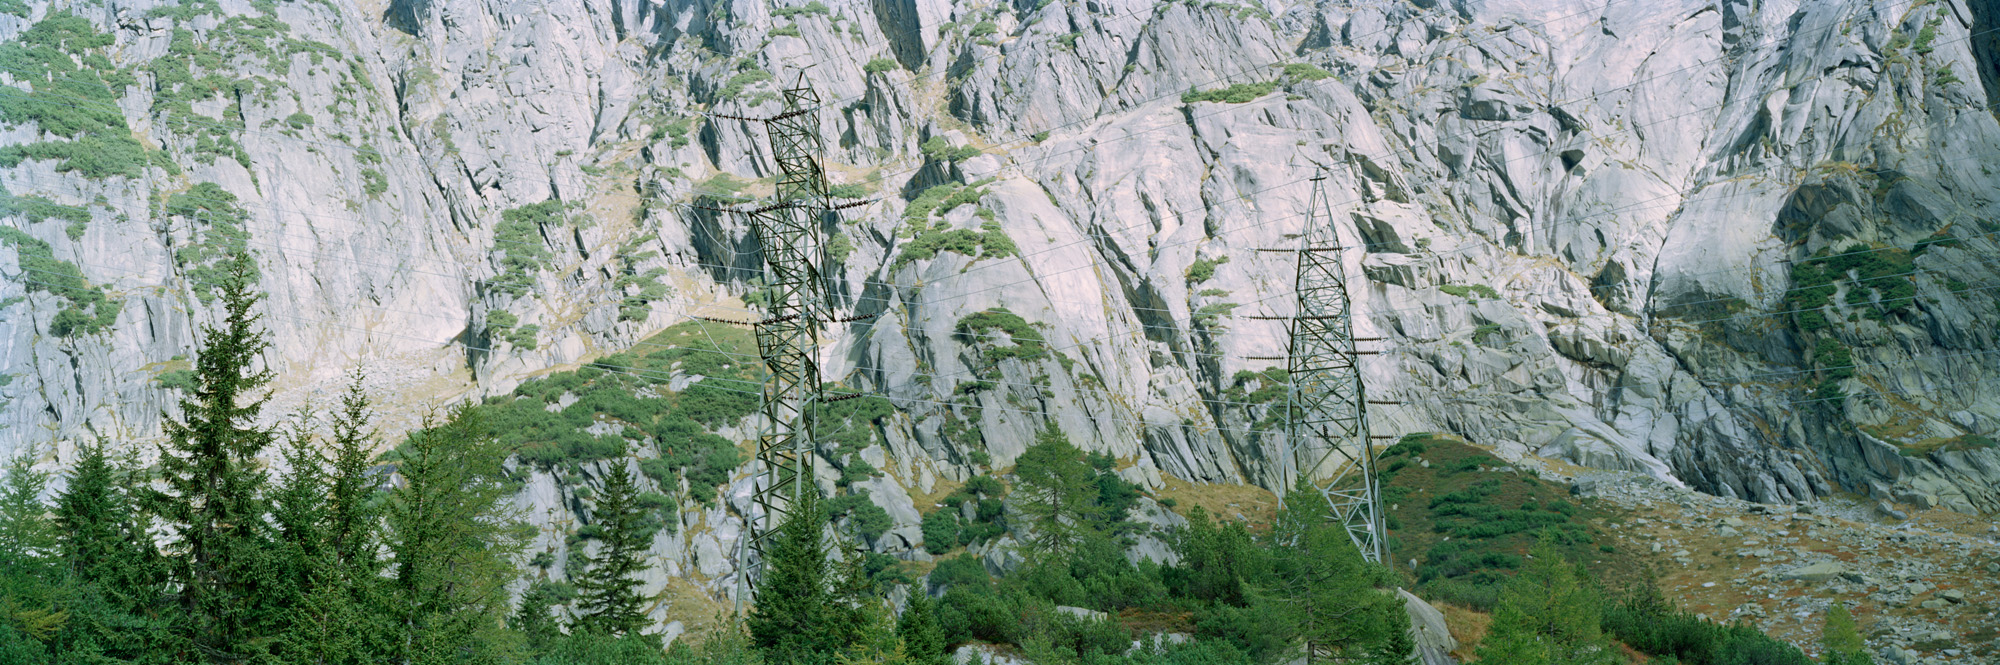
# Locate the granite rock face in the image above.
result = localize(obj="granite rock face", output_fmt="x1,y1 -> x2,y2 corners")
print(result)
3,0 -> 2000,634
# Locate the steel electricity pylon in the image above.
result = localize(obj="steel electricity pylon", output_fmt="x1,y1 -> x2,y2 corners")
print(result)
1281,168 -> 1386,566
732,77 -> 834,570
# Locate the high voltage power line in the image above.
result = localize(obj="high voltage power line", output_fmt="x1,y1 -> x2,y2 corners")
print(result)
6,258 -> 1996,443
14,247 -> 2000,421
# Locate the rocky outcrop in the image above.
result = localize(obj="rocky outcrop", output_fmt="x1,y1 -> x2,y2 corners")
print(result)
3,0 -> 1999,634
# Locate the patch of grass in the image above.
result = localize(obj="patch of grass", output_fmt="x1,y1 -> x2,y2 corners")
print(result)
0,14 -> 164,179
360,168 -> 387,197
769,25 -> 800,37
921,136 -> 983,162
488,200 -> 571,297
1900,433 -> 1998,458
1281,63 -> 1331,82
717,68 -> 774,99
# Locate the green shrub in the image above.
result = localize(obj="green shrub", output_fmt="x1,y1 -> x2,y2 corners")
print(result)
1187,256 -> 1230,283
361,168 -> 387,197
1180,82 -> 1277,104
955,308 -> 1048,364
769,25 -> 800,37
0,227 -> 121,337
863,57 -> 897,74
1439,284 -> 1500,300
1282,63 -> 1332,81
770,1 -> 831,17
284,112 -> 313,129
717,68 -> 774,99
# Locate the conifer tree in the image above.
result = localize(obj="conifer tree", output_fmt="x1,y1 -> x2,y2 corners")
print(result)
148,252 -> 282,659
0,455 -> 60,661
1821,605 -> 1872,665
1475,532 -> 1620,665
896,593 -> 949,665
1268,487 -> 1409,663
299,371 -> 395,663
750,489 -> 865,665
512,580 -> 570,652
574,459 -> 651,636
1012,428 -> 1099,555
53,440 -> 170,659
384,404 -> 523,665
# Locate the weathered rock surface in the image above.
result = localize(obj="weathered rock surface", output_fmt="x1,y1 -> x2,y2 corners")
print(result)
3,0 -> 1999,640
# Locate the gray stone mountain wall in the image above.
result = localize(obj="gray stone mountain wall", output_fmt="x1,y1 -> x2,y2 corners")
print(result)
3,0 -> 2000,626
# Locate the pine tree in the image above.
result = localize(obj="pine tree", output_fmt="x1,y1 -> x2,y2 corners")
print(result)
1011,428 -> 1099,556
896,593 -> 949,665
574,459 -> 651,636
53,440 -> 170,659
1475,532 -> 1620,665
148,252 -> 282,659
749,489 -> 866,665
1821,605 -> 1872,665
384,404 -> 523,665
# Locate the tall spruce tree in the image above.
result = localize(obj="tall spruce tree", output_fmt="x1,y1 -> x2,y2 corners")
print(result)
148,253 -> 283,659
384,404 -> 522,665
1475,532 -> 1620,665
294,372 -> 394,663
749,489 -> 865,665
1011,428 -> 1098,556
573,460 -> 651,636
53,441 -> 170,659
895,593 -> 948,665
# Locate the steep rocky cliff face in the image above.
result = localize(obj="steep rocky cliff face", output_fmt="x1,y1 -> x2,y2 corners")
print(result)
4,0 -> 1999,627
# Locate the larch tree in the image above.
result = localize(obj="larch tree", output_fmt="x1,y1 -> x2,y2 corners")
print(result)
384,404 -> 523,665
1475,532 -> 1621,665
1268,485 -> 1411,664
1010,427 -> 1098,556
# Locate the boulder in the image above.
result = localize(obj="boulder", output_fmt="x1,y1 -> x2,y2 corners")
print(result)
1778,561 -> 1847,582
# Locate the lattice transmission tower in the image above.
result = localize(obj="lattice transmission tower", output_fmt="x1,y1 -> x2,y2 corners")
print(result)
732,77 -> 835,574
1281,168 -> 1386,565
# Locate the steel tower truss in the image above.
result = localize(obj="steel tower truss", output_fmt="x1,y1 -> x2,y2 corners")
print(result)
742,80 -> 833,559
1283,169 -> 1386,565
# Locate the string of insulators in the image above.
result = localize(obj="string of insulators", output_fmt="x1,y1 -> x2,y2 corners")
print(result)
693,315 -> 754,326
827,312 -> 879,323
823,393 -> 870,403
1255,246 -> 1346,252
827,198 -> 875,210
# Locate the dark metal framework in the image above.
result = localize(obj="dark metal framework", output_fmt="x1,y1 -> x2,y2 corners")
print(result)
1282,169 -> 1385,566
741,80 -> 833,560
